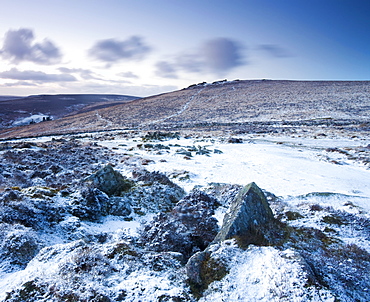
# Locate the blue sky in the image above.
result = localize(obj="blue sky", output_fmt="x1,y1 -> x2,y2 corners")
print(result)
0,0 -> 369,96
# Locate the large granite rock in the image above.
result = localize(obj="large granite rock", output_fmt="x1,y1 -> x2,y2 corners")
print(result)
212,182 -> 276,246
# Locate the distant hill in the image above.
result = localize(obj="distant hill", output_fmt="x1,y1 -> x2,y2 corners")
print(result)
0,96 -> 23,102
0,94 -> 139,130
1,80 -> 369,139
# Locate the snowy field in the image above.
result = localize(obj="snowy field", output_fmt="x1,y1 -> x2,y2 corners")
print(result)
97,134 -> 370,198
0,130 -> 369,301
8,130 -> 369,201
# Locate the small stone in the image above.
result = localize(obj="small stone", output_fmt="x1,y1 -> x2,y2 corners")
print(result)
227,137 -> 243,144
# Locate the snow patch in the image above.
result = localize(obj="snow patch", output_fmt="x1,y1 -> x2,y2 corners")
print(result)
12,114 -> 51,126
201,245 -> 335,302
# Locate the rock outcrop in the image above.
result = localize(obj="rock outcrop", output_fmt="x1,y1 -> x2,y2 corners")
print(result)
78,168 -> 185,220
85,165 -> 134,196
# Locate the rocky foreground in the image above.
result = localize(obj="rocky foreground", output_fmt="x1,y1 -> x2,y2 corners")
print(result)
1,131 -> 369,301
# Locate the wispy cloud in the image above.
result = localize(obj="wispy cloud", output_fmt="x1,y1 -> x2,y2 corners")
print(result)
2,81 -> 38,87
257,44 -> 292,58
155,61 -> 178,79
117,71 -> 139,79
58,67 -> 99,80
0,28 -> 62,65
176,53 -> 203,73
0,68 -> 76,82
88,36 -> 151,64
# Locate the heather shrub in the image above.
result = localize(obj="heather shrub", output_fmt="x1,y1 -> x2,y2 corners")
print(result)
139,190 -> 219,261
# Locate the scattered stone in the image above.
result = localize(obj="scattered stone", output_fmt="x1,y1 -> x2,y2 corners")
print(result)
141,131 -> 180,142
48,164 -> 63,174
167,170 -> 191,181
127,169 -> 186,213
285,211 -> 304,221
71,187 -> 109,221
71,187 -> 132,221
227,137 -> 243,144
21,186 -> 59,198
13,142 -> 36,149
141,158 -> 154,165
30,170 -> 50,179
1,189 -> 22,202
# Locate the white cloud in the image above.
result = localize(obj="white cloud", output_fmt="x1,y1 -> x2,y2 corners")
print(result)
58,67 -> 100,80
0,28 -> 62,65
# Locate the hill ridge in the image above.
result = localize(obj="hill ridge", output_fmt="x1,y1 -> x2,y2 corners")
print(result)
1,80 -> 369,139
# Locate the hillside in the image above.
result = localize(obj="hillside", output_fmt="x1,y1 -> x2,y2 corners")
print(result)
0,94 -> 139,134
1,80 -> 369,140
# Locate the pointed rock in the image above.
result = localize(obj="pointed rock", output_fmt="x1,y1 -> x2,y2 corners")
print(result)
212,182 -> 275,246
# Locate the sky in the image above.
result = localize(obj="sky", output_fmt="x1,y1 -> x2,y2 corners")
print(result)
0,0 -> 369,97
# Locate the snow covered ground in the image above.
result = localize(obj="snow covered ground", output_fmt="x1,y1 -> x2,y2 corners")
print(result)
95,133 -> 370,201
0,131 -> 369,301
